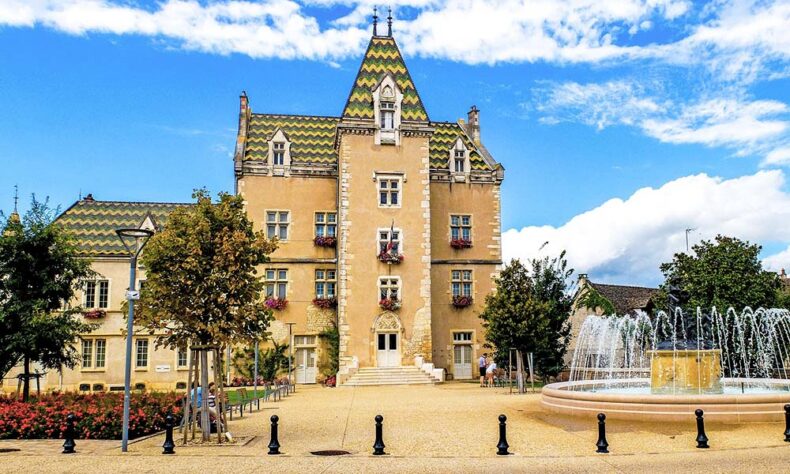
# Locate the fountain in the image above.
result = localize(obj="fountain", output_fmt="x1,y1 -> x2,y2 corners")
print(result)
541,287 -> 790,421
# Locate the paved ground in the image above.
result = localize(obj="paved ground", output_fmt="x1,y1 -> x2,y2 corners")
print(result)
2,383 -> 789,472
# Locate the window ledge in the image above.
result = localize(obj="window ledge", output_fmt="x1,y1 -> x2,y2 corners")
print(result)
80,369 -> 107,373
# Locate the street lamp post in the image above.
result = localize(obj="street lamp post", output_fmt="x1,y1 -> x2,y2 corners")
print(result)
286,322 -> 296,387
115,228 -> 153,453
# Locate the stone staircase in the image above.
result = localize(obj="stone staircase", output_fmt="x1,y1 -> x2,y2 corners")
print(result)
342,366 -> 441,387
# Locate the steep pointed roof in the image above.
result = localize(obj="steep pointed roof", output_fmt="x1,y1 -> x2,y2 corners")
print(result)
342,36 -> 429,122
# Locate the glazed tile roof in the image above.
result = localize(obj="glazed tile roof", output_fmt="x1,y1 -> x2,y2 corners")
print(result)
342,36 -> 428,122
56,199 -> 188,257
429,122 -> 489,170
244,114 -> 338,165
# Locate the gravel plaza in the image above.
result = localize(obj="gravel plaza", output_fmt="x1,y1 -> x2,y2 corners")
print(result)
2,383 -> 789,473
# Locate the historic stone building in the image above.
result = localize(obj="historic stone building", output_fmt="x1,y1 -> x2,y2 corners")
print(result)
234,30 -> 504,384
2,29 -> 503,393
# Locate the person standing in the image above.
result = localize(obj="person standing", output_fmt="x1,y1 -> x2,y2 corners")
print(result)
479,353 -> 488,387
486,358 -> 498,387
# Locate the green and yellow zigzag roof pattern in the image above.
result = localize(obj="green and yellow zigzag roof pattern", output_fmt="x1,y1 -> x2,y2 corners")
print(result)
56,200 -> 187,257
245,114 -> 339,165
342,37 -> 428,122
429,122 -> 489,170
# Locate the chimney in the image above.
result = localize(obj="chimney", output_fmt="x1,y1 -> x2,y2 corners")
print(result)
577,273 -> 589,285
235,91 -> 250,163
467,105 -> 480,144
83,193 -> 95,202
781,268 -> 787,278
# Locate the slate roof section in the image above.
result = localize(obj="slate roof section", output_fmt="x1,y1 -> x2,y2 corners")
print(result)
342,36 -> 428,122
56,199 -> 188,257
244,114 -> 338,165
588,282 -> 660,315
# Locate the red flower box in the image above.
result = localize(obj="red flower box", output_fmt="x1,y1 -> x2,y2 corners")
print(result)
82,309 -> 106,319
314,236 -> 337,247
312,297 -> 337,309
379,298 -> 401,311
452,295 -> 473,308
450,238 -> 473,249
265,297 -> 288,310
377,251 -> 404,264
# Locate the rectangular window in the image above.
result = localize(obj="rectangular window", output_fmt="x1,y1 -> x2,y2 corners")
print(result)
135,339 -> 149,368
380,102 -> 395,130
84,280 -> 109,308
379,277 -> 400,301
454,149 -> 465,173
315,269 -> 337,298
450,215 -> 472,241
95,339 -> 106,368
377,177 -> 401,207
266,210 -> 290,240
314,212 -> 337,238
273,142 -> 285,165
453,332 -> 473,343
451,270 -> 473,297
265,268 -> 288,299
177,347 -> 188,368
294,335 -> 317,346
378,229 -> 401,254
82,339 -> 93,368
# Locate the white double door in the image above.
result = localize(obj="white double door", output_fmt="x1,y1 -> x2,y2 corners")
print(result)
295,347 -> 317,384
376,332 -> 401,367
453,344 -> 473,380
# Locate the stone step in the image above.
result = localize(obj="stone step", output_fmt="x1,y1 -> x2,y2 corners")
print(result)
342,365 -> 440,387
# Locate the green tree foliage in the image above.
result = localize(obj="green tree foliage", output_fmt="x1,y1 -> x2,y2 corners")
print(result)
318,321 -> 340,378
658,235 -> 782,311
480,253 -> 574,378
0,197 -> 96,401
575,285 -> 616,315
136,190 -> 276,439
231,341 -> 290,381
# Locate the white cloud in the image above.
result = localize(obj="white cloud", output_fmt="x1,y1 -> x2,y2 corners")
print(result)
502,170 -> 790,285
535,80 -> 790,163
763,245 -> 790,273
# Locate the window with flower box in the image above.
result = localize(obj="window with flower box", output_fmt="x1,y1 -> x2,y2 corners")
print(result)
378,229 -> 402,256
315,269 -> 336,299
84,280 -> 109,308
135,339 -> 149,369
266,211 -> 290,240
450,215 -> 472,248
314,212 -> 337,246
379,277 -> 400,308
451,270 -> 474,307
266,269 -> 288,299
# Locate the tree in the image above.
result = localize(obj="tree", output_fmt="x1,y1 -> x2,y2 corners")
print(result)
480,253 -> 574,379
0,197 -> 96,401
136,190 -> 276,439
231,341 -> 290,381
658,235 -> 782,312
318,321 -> 340,380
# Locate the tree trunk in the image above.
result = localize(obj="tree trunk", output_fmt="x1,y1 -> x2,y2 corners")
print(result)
200,350 -> 210,442
22,356 -> 30,402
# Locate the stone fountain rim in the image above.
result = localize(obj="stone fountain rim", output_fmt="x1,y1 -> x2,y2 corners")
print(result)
543,378 -> 790,405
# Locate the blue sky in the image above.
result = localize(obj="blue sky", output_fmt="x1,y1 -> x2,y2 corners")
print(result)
1,1 -> 790,286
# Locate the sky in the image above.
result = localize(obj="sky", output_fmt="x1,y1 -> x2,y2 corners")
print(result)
1,0 -> 789,287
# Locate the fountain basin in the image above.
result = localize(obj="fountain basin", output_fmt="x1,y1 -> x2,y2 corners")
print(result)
541,378 -> 790,422
649,349 -> 722,394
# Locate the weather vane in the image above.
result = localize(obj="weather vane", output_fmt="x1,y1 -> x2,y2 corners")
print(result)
13,184 -> 18,213
373,7 -> 378,36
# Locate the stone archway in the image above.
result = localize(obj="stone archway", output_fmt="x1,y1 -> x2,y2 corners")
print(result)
372,312 -> 403,367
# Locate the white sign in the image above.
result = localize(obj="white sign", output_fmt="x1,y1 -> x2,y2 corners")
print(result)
126,290 -> 140,300
155,365 -> 171,373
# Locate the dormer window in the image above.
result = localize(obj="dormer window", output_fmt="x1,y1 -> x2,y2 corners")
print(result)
373,76 -> 403,145
449,138 -> 470,176
273,142 -> 285,165
454,149 -> 465,173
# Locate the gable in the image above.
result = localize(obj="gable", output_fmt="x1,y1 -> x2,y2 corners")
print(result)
342,37 -> 428,122
244,114 -> 338,165
429,122 -> 490,170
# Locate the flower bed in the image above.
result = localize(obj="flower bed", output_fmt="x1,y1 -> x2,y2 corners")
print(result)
314,236 -> 337,247
452,295 -> 473,308
312,297 -> 337,309
265,297 -> 288,310
379,298 -> 401,311
450,238 -> 473,249
0,392 -> 182,440
82,309 -> 106,319
377,251 -> 404,264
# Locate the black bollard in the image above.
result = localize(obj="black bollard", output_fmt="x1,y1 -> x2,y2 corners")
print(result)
62,413 -> 76,454
783,404 -> 790,442
695,409 -> 709,449
373,415 -> 386,455
496,414 -> 510,455
162,414 -> 175,454
268,415 -> 281,455
596,413 -> 609,453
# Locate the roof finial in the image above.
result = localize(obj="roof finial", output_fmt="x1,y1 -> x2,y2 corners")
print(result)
12,184 -> 18,213
387,7 -> 393,37
373,6 -> 378,36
